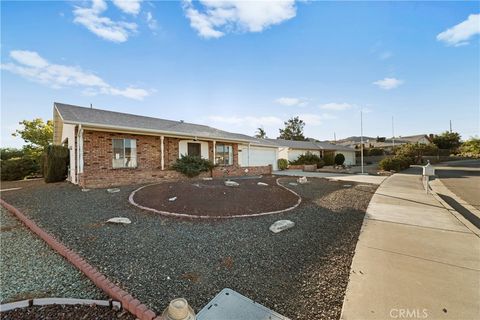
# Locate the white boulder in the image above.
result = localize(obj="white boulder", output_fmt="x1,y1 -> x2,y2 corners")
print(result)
269,220 -> 295,233
297,176 -> 308,184
169,197 -> 177,202
257,182 -> 268,186
107,217 -> 131,224
225,180 -> 239,187
107,188 -> 120,193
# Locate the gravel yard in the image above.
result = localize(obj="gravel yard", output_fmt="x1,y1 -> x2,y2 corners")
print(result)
0,177 -> 377,319
0,207 -> 105,304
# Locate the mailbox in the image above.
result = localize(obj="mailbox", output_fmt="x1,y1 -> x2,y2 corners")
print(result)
423,162 -> 435,176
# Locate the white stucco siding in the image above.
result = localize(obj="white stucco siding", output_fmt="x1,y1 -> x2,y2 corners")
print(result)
278,147 -> 289,161
178,140 -> 209,159
61,124 -> 76,184
335,151 -> 356,166
288,149 -> 320,162
239,145 -> 278,170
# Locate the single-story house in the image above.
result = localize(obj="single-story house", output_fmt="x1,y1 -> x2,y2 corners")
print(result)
267,139 -> 356,165
53,103 -> 280,188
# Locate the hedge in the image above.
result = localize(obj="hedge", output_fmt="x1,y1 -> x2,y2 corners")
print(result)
379,156 -> 411,172
323,152 -> 335,166
0,157 -> 39,181
44,145 -> 69,183
289,152 -> 325,168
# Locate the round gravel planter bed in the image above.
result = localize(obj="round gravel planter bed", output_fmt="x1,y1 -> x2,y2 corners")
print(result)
129,176 -> 301,218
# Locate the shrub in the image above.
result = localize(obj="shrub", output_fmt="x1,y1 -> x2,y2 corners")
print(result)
334,153 -> 345,165
367,147 -> 384,156
290,152 -> 325,168
44,145 -> 69,183
395,143 -> 438,164
0,148 -> 24,161
459,138 -> 480,157
1,157 -> 39,181
277,158 -> 288,170
323,152 -> 335,166
173,155 -> 214,177
379,156 -> 411,172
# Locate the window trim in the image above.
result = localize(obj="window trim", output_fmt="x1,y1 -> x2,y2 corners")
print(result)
112,138 -> 137,169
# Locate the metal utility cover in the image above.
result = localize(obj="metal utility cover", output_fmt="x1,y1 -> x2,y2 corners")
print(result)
196,288 -> 290,320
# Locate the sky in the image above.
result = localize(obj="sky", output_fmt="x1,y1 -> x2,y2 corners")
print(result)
1,0 -> 479,148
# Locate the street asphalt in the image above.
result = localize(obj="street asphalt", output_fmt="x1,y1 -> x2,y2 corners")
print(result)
434,159 -> 480,210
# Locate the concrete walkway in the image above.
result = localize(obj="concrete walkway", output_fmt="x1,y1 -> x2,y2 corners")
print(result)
341,172 -> 480,320
273,170 -> 388,185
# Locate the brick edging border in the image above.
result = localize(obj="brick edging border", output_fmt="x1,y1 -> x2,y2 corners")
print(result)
0,199 -> 161,320
128,177 -> 302,219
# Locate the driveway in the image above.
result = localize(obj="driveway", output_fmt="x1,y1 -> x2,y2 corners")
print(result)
433,159 -> 480,210
273,170 -> 388,185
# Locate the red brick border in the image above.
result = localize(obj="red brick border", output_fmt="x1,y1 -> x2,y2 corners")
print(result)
0,199 -> 162,320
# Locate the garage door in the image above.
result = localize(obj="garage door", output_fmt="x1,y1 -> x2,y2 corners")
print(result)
239,146 -> 277,170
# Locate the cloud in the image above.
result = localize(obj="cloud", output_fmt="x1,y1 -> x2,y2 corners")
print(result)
437,14 -> 480,47
1,50 -> 150,100
319,102 -> 353,111
275,97 -> 309,107
112,0 -> 142,15
207,115 -> 283,127
73,0 -> 137,42
182,0 -> 297,39
146,11 -> 158,30
373,77 -> 403,90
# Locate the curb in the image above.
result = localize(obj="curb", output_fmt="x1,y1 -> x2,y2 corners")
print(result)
0,199 -> 162,320
128,177 -> 302,219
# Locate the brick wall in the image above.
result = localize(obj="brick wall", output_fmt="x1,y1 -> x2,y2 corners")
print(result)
79,130 -> 270,188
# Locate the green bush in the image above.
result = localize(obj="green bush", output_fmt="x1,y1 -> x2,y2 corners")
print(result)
173,155 -> 214,177
323,152 -> 335,166
277,158 -> 288,170
367,147 -> 384,156
379,156 -> 411,172
334,153 -> 345,165
1,157 -> 39,181
0,148 -> 25,161
290,152 -> 325,168
44,145 -> 69,183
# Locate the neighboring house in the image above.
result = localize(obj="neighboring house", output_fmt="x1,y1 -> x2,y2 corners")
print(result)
267,139 -> 356,166
53,103 -> 279,188
336,134 -> 433,151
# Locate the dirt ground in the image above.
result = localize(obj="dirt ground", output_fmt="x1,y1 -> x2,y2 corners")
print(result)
132,176 -> 299,217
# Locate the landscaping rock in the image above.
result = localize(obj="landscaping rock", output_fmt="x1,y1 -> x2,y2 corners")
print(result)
169,197 -> 177,202
343,185 -> 352,188
269,220 -> 295,233
289,182 -> 298,186
81,189 -> 90,192
257,182 -> 269,186
202,177 -> 213,181
107,188 -> 120,193
106,217 -> 131,224
297,177 -> 308,184
224,181 -> 239,187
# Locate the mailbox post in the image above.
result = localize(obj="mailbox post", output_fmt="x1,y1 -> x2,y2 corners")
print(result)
422,161 -> 435,194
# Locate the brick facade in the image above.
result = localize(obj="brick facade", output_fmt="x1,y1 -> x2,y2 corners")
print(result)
78,130 -> 271,188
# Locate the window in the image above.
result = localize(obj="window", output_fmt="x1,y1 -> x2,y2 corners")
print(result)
215,144 -> 233,165
187,143 -> 201,157
112,139 -> 137,168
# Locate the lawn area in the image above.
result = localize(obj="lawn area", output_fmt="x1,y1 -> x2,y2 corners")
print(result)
0,176 -> 377,319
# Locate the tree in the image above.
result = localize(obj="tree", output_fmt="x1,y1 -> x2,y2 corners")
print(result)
255,127 -> 267,139
459,137 -> 480,157
278,116 -> 305,141
13,118 -> 53,149
395,143 -> 438,164
432,131 -> 461,151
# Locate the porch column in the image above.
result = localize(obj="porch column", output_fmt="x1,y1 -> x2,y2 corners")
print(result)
213,140 -> 216,164
160,135 -> 165,170
248,143 -> 251,166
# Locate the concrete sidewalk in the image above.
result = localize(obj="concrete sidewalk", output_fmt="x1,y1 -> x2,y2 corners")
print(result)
273,170 -> 387,185
341,172 -> 480,320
